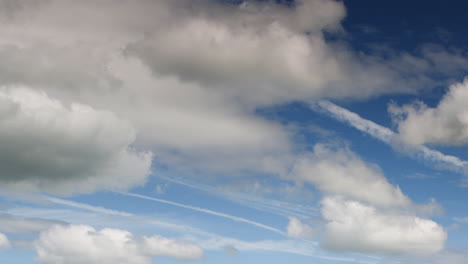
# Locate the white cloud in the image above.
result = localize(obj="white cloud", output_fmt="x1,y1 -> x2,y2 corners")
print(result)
0,232 -> 10,250
0,86 -> 152,195
292,144 -> 411,208
321,196 -> 447,255
35,224 -> 204,264
286,216 -> 315,239
390,78 -> 468,146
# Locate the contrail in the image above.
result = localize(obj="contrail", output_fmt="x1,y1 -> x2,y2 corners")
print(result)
46,196 -> 133,217
116,191 -> 285,236
156,175 -> 318,219
312,100 -> 468,174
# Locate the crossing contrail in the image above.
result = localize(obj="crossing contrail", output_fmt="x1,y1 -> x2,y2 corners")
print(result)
116,191 -> 285,236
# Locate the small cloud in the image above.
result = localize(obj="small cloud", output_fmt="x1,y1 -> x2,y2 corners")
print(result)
286,216 -> 315,239
223,245 -> 239,258
154,183 -> 169,195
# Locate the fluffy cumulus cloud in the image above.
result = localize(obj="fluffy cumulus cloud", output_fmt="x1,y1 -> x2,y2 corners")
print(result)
390,78 -> 468,146
286,216 -> 315,239
292,144 -> 410,207
0,86 -> 152,195
35,224 -> 204,264
321,196 -> 447,255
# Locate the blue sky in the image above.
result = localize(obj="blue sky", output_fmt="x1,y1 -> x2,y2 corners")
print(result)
0,0 -> 468,263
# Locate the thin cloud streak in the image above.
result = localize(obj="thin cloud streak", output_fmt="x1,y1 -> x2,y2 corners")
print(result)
46,197 -> 133,217
117,191 -> 285,236
312,100 -> 468,175
157,175 -> 318,218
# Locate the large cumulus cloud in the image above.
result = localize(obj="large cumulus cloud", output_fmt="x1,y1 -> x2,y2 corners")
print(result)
0,86 -> 151,195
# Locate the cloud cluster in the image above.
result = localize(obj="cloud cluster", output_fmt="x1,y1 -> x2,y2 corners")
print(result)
290,144 -> 446,254
35,224 -> 204,264
0,0 -> 459,260
390,78 -> 468,146
0,86 -> 151,195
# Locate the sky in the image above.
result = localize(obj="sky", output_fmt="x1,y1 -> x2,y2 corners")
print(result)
0,0 -> 468,263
